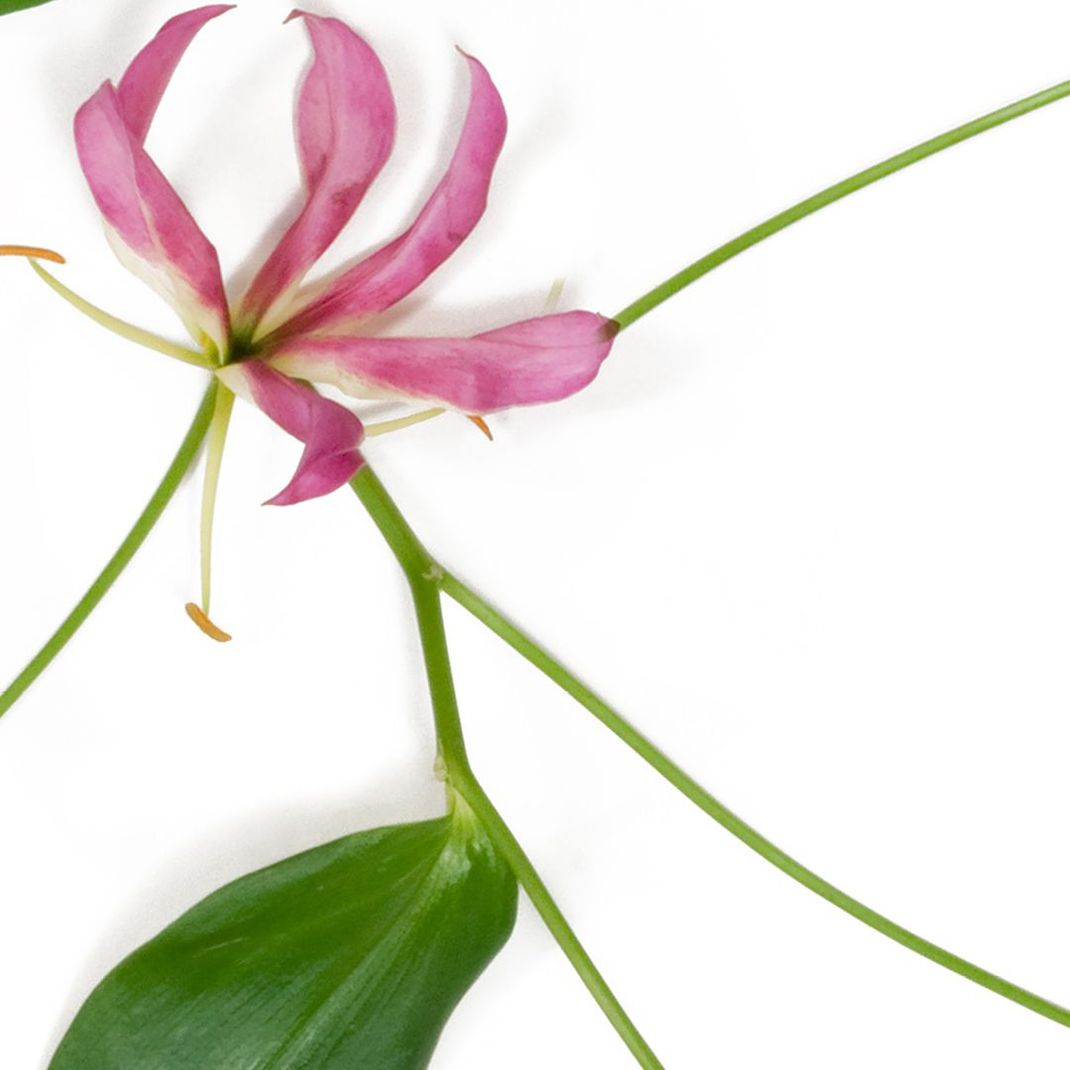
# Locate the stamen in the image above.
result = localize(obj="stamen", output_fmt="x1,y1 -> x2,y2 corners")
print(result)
28,260 -> 214,369
466,414 -> 494,441
185,603 -> 233,643
0,244 -> 65,264
363,408 -> 494,442
544,276 -> 566,313
196,386 -> 235,638
364,408 -> 445,437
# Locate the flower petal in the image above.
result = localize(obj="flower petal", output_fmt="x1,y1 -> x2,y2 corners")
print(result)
117,5 -> 234,145
216,362 -> 365,506
236,12 -> 397,337
275,51 -> 507,339
267,311 -> 618,413
75,83 -> 230,353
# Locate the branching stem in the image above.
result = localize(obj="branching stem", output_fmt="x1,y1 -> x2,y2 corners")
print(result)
438,569 -> 1070,1029
349,469 -> 1070,1037
350,467 -> 666,1069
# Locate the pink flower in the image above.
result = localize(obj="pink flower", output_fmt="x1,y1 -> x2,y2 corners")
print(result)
72,5 -> 618,507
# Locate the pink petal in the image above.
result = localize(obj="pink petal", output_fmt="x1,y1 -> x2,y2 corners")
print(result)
75,83 -> 230,352
216,362 -> 365,506
267,311 -> 618,413
117,5 -> 234,145
275,51 -> 507,339
236,12 -> 397,336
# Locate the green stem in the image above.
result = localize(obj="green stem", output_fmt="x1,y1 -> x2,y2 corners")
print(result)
438,570 -> 1070,1030
450,765 -> 665,1070
349,468 -> 664,1069
0,383 -> 217,720
411,579 -> 471,776
349,466 -> 436,581
613,77 -> 1070,330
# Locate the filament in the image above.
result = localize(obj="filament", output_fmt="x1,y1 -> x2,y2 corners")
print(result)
544,276 -> 566,313
28,260 -> 213,368
364,408 -> 446,437
190,386 -> 236,640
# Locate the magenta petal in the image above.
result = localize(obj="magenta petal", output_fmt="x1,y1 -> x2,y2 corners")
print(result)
117,5 -> 233,145
217,362 -> 365,505
75,83 -> 230,351
237,12 -> 397,335
267,311 -> 618,413
277,51 -> 507,338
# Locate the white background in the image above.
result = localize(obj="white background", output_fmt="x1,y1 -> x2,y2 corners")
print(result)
1,0 -> 1070,1066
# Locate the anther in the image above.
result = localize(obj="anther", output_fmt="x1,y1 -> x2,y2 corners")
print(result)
467,414 -> 493,441
185,603 -> 233,643
0,245 -> 64,264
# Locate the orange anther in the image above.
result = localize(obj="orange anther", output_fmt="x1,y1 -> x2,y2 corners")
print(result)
185,603 -> 233,643
467,414 -> 493,441
0,245 -> 65,264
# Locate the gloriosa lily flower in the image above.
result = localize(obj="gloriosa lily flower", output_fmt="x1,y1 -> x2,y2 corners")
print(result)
46,5 -> 617,636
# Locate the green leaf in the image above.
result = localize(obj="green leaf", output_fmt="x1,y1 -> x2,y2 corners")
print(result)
0,0 -> 58,14
50,809 -> 518,1069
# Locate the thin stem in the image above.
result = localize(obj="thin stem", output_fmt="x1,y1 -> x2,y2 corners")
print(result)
348,468 -> 664,1068
349,466 -> 436,582
29,259 -> 213,369
614,77 -> 1070,330
439,570 -> 1070,1029
0,383 -> 217,720
410,580 -> 471,775
451,766 -> 666,1070
349,468 -> 467,773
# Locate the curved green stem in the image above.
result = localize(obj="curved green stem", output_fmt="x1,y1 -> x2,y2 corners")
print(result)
438,569 -> 1070,1028
0,383 -> 217,720
349,467 -> 664,1069
349,466 -> 436,581
614,77 -> 1070,330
